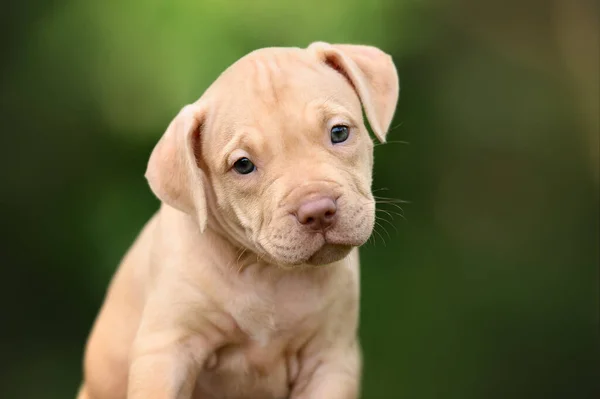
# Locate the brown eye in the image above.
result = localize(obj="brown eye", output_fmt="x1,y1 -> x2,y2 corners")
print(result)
233,157 -> 256,174
330,125 -> 349,144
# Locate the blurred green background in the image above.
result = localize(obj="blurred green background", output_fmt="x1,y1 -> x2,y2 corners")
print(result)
1,0 -> 598,398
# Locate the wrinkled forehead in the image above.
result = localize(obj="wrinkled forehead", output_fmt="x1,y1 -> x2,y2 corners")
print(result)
203,48 -> 362,148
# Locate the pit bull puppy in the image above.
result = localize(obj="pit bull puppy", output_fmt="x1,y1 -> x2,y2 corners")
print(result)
78,41 -> 399,399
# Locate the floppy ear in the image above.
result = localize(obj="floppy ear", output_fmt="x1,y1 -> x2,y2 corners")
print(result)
145,104 -> 208,232
308,42 -> 399,143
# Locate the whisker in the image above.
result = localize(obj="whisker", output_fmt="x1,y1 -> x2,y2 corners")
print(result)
367,232 -> 377,247
376,214 -> 399,233
374,220 -> 391,242
382,211 -> 406,220
377,202 -> 406,216
372,187 -> 391,193
356,199 -> 406,220
390,121 -> 405,131
374,196 -> 411,204
377,203 -> 406,213
372,225 -> 387,247
376,208 -> 397,218
374,139 -> 409,147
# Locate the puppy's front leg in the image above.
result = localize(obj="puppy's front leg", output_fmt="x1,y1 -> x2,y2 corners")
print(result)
128,332 -> 212,399
292,341 -> 362,399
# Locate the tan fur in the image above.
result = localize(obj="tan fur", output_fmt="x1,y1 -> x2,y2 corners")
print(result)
79,42 -> 399,399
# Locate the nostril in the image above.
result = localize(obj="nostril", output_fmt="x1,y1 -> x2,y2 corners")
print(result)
295,197 -> 338,230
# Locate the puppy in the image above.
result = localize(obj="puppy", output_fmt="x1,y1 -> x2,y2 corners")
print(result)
78,41 -> 399,399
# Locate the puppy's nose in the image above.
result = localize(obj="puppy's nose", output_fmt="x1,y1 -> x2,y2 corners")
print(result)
296,197 -> 337,231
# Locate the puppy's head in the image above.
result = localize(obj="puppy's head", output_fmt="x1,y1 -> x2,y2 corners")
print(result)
146,42 -> 399,267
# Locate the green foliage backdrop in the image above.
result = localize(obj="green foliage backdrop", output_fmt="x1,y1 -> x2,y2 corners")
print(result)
1,0 -> 598,398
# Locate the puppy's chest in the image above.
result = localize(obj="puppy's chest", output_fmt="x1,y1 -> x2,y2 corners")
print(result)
194,291 -> 323,399
229,284 -> 324,344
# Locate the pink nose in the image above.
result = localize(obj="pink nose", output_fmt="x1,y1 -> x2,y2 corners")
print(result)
296,197 -> 337,231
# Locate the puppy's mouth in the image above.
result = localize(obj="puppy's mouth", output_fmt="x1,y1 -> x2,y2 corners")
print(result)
257,232 -> 356,267
255,207 -> 374,267
306,242 -> 352,265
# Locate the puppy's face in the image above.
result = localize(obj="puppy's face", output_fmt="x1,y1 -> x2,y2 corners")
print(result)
146,43 -> 399,267
203,51 -> 376,266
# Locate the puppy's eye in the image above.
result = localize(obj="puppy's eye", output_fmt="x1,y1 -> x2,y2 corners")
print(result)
233,157 -> 256,174
330,125 -> 349,144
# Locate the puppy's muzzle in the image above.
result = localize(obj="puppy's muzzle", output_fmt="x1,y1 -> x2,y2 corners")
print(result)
295,196 -> 337,231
